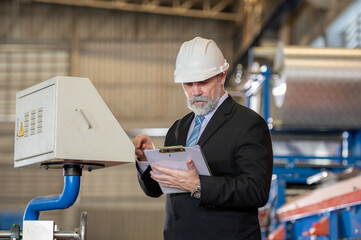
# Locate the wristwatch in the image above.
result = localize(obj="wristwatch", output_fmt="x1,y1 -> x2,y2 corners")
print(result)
191,182 -> 201,199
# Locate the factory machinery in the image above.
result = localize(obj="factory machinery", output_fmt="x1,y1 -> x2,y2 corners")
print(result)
0,76 -> 135,240
242,45 -> 361,240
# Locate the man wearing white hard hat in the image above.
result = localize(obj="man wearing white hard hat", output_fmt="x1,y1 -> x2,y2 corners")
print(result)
133,37 -> 273,240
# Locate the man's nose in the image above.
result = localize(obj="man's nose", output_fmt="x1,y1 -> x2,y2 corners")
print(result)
192,84 -> 202,96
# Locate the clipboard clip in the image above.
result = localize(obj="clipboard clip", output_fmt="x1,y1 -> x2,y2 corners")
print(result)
159,145 -> 186,153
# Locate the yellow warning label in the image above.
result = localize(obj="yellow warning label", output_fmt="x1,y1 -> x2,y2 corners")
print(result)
19,122 -> 24,137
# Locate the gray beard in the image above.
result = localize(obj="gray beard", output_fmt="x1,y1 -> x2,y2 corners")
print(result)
186,82 -> 221,116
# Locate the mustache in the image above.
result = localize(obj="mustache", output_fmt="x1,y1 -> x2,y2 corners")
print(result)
189,95 -> 210,104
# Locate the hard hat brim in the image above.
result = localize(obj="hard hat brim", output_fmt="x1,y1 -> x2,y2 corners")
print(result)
174,63 -> 229,83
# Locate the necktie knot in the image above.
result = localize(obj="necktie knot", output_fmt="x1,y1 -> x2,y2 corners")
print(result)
196,115 -> 205,124
186,115 -> 205,146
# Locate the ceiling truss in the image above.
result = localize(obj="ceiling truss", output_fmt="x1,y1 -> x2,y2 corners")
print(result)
28,0 -> 242,22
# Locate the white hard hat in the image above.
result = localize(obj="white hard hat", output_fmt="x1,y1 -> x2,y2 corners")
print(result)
174,37 -> 229,83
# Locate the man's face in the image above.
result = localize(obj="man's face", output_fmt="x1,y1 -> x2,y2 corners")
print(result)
182,73 -> 225,115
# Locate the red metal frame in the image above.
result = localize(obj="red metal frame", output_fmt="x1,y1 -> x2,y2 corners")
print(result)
267,224 -> 285,240
302,217 -> 329,236
278,189 -> 361,221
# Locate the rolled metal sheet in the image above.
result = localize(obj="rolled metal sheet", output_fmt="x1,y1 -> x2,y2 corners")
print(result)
271,45 -> 361,130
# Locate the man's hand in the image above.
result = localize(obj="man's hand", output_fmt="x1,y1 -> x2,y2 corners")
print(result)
150,160 -> 200,192
132,134 -> 154,161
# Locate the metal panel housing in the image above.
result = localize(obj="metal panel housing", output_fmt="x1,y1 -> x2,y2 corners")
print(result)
14,76 -> 135,169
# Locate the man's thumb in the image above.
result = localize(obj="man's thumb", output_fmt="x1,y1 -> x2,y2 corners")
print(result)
187,160 -> 195,170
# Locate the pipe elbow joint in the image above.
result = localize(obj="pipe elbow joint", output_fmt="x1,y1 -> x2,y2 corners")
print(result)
24,175 -> 81,221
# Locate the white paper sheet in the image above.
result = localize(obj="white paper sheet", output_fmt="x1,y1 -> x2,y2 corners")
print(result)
144,145 -> 211,194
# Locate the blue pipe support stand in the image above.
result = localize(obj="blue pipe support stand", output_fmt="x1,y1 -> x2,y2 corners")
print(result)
24,166 -> 81,221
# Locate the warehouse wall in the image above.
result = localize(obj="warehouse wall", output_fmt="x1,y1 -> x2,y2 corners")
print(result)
0,1 -> 236,239
0,1 -> 236,128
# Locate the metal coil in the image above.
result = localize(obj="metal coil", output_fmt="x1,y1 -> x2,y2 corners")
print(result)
271,44 -> 361,130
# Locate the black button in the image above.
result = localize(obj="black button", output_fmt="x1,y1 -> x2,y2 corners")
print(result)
173,215 -> 179,220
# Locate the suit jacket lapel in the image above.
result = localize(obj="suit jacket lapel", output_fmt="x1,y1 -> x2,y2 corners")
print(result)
197,96 -> 235,147
177,112 -> 194,146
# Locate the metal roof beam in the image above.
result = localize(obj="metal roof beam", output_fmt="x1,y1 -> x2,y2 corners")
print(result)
29,0 -> 240,22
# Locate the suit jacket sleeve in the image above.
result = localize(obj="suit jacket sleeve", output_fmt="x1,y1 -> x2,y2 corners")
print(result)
136,163 -> 163,198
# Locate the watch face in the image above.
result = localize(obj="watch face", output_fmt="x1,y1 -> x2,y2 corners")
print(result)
192,190 -> 201,199
194,191 -> 201,199
191,183 -> 201,199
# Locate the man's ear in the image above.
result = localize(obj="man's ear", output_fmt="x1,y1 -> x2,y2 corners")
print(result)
220,72 -> 226,85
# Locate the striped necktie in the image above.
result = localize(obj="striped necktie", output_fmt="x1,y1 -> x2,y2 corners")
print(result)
186,115 -> 205,146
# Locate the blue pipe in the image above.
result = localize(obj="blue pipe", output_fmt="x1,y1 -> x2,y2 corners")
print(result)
24,175 -> 81,220
262,66 -> 271,123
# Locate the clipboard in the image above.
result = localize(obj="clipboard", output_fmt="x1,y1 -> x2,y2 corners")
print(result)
144,145 -> 212,194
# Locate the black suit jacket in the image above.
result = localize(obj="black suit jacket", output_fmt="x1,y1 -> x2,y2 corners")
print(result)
137,96 -> 273,240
